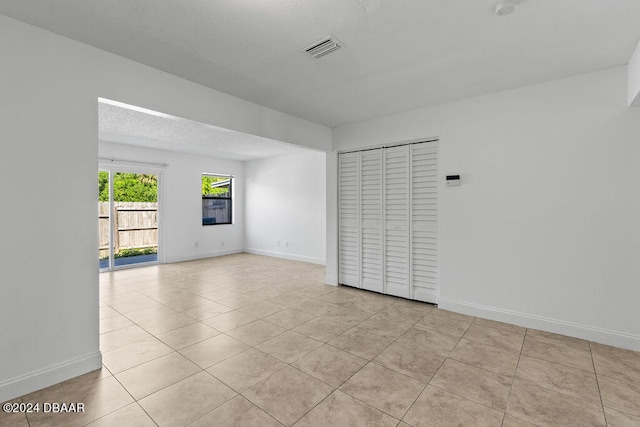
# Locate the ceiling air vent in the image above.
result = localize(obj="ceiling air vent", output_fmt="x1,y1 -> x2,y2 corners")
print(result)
303,36 -> 342,59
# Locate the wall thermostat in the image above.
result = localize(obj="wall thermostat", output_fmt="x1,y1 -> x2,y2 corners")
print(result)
446,175 -> 461,186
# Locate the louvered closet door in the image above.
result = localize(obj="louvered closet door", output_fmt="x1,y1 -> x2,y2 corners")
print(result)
411,142 -> 438,303
338,141 -> 439,301
384,145 -> 411,298
360,150 -> 383,293
338,153 -> 360,287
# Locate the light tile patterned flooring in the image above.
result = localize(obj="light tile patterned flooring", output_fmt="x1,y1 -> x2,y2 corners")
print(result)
3,254 -> 640,426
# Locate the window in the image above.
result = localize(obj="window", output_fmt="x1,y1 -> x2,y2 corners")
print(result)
202,174 -> 232,225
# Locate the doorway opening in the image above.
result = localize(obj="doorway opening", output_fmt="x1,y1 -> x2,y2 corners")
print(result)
99,169 -> 160,271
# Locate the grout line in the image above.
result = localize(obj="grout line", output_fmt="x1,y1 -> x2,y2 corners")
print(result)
501,328 -> 527,426
425,382 -> 506,415
108,372 -> 160,427
589,341 -> 608,424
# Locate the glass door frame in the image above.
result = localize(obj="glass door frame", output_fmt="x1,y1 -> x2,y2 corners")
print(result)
99,160 -> 164,272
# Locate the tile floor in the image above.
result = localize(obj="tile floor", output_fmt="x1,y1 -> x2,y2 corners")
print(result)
3,254 -> 640,426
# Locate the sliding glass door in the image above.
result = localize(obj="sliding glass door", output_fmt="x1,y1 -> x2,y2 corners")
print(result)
99,169 -> 160,270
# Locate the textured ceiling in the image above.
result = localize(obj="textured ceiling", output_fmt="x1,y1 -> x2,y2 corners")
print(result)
98,100 -> 311,161
2,1 -> 640,128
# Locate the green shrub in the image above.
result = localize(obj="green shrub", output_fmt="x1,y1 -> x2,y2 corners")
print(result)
114,247 -> 158,258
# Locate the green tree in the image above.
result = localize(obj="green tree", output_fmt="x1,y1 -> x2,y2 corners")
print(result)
202,175 -> 230,196
98,172 -> 158,202
98,171 -> 109,201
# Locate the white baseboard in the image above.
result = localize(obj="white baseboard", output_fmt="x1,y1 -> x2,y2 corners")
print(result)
0,351 -> 102,402
438,297 -> 640,352
243,248 -> 326,266
165,249 -> 243,264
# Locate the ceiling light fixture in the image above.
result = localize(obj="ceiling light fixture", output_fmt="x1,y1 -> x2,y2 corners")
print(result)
495,1 -> 516,16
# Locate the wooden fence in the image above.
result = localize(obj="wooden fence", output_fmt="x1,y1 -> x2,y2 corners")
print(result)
202,198 -> 230,224
99,202 -> 158,259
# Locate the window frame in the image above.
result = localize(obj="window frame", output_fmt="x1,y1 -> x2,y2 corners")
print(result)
202,173 -> 233,226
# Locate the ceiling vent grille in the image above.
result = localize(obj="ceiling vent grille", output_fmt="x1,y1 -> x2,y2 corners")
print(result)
303,36 -> 342,59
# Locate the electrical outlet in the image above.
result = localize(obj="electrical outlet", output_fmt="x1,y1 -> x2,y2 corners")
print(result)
276,241 -> 281,246
195,242 -> 199,248
221,241 -> 225,247
285,241 -> 289,247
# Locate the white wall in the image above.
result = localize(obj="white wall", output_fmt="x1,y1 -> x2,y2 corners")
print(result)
332,66 -> 640,351
245,151 -> 326,265
0,30 -> 101,404
0,15 -> 331,402
100,142 -> 245,262
629,40 -> 640,106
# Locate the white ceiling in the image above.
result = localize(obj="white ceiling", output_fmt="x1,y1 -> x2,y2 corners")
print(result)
1,0 -> 640,129
98,100 -> 311,161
